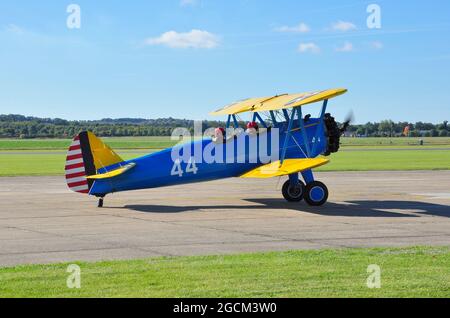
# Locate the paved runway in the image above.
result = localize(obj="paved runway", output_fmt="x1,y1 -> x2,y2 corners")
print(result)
0,171 -> 449,267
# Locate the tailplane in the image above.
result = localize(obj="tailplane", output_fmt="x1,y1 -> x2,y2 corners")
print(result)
65,132 -> 123,194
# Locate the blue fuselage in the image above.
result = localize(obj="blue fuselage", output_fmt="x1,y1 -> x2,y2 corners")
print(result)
89,118 -> 328,196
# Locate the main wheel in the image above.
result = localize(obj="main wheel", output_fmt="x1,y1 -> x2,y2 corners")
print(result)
304,181 -> 328,206
282,180 -> 305,202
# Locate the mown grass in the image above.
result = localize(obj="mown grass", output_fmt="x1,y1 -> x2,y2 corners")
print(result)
1,137 -> 449,150
0,137 -> 449,176
317,150 -> 450,172
340,137 -> 450,147
0,137 -> 176,150
0,149 -> 448,176
0,152 -> 147,176
0,246 -> 449,298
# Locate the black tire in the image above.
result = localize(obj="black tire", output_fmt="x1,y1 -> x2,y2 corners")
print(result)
282,180 -> 305,202
304,181 -> 328,206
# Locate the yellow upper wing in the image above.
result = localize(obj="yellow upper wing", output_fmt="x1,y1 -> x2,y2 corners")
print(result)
210,88 -> 347,116
240,158 -> 329,179
210,96 -> 273,116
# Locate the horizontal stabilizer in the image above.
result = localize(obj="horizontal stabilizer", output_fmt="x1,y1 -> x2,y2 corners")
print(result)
240,158 -> 329,179
86,163 -> 136,180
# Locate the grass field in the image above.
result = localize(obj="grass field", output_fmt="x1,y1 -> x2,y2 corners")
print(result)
0,151 -> 148,176
0,149 -> 449,176
0,137 -> 449,176
1,137 -> 450,150
340,137 -> 450,147
0,246 -> 448,298
317,150 -> 450,172
0,137 -> 176,150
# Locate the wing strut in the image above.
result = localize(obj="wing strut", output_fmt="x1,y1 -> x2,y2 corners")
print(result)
297,107 -> 311,157
232,115 -> 239,128
312,99 -> 328,155
280,108 -> 295,166
252,112 -> 268,128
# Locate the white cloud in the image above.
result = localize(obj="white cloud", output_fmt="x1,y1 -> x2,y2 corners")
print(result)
275,23 -> 310,33
180,0 -> 199,7
5,24 -> 25,35
370,41 -> 384,50
331,21 -> 357,32
335,41 -> 354,52
298,42 -> 320,54
145,29 -> 219,49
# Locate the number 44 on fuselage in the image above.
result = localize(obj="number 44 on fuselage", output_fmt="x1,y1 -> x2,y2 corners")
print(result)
65,88 -> 349,207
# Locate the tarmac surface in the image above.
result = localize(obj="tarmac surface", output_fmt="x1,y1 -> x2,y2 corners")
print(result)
0,171 -> 449,267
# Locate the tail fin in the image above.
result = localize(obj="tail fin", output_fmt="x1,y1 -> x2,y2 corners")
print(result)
65,132 -> 123,194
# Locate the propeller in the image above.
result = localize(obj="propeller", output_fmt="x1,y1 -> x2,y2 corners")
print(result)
340,110 -> 354,134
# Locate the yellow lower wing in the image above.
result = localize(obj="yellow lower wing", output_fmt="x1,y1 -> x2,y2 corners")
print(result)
86,163 -> 136,180
240,158 -> 329,179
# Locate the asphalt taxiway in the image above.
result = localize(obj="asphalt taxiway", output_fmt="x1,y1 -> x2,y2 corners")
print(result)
0,171 -> 449,266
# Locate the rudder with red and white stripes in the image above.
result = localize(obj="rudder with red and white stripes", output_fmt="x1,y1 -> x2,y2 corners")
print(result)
65,134 -> 91,194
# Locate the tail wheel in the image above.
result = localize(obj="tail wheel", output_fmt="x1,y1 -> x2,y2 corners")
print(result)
282,180 -> 305,202
304,181 -> 329,206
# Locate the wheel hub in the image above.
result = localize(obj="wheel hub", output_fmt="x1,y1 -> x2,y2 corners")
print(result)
309,186 -> 325,202
288,185 -> 302,198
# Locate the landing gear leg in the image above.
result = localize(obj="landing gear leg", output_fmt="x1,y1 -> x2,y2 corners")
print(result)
97,196 -> 105,208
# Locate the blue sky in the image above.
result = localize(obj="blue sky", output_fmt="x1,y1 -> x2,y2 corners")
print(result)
0,0 -> 449,123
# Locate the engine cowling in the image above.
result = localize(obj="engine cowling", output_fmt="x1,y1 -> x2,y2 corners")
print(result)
323,113 -> 341,156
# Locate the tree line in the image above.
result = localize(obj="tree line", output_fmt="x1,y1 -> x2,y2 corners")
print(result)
0,115 -> 225,138
0,114 -> 448,138
347,120 -> 449,137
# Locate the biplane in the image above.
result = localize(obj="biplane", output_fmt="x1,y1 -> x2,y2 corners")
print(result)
65,88 -> 349,207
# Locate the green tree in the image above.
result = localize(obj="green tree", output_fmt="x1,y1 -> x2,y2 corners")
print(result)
378,120 -> 394,137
